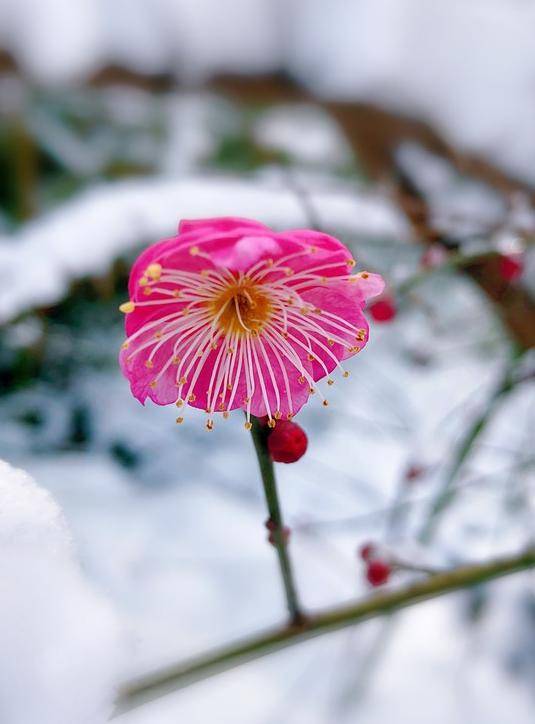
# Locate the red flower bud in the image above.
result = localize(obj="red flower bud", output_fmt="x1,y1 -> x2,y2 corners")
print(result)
498,253 -> 524,282
366,559 -> 391,587
369,297 -> 397,323
267,420 -> 308,463
359,542 -> 376,562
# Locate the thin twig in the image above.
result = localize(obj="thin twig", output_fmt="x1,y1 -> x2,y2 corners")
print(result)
114,547 -> 535,716
250,416 -> 304,625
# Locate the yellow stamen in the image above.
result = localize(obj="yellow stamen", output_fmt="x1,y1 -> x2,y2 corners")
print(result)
146,263 -> 162,280
119,301 -> 135,313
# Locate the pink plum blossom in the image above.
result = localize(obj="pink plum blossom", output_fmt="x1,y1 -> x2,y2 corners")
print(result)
119,217 -> 384,429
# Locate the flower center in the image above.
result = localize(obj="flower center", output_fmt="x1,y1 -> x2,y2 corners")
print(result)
209,280 -> 272,336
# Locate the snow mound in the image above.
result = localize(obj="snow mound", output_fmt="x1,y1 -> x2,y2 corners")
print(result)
0,459 -> 122,724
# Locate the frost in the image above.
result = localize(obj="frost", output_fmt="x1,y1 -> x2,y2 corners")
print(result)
0,459 -> 122,724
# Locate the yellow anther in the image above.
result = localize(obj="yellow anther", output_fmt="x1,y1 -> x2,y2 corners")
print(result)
206,420 -> 214,431
154,330 -> 162,339
309,387 -> 315,394
346,258 -> 356,267
119,301 -> 135,313
176,399 -> 184,407
189,246 -> 200,256
327,339 -> 335,346
179,377 -> 187,385
121,341 -> 129,350
244,421 -> 252,431
274,410 -> 282,419
172,290 -> 182,298
309,245 -> 318,253
227,347 -> 234,355
172,356 -> 180,365
227,383 -> 233,391
284,267 -> 293,276
143,287 -> 152,296
176,416 -> 184,424
307,354 -> 315,362
139,277 -> 148,287
356,329 -> 367,341
327,378 -> 334,386
223,411 -> 230,420
144,359 -> 154,369
146,263 -> 162,280
314,308 -> 322,314
297,375 -> 306,384
266,259 -> 274,267
343,371 -> 350,378
322,399 -> 329,407
286,413 -> 294,420
359,271 -> 370,279
211,342 -> 218,350
149,380 -> 157,388
188,393 -> 196,402
267,419 -> 276,429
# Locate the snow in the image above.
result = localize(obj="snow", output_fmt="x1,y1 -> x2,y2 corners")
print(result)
0,459 -> 122,724
2,279 -> 533,722
0,175 -> 407,323
2,1 -> 535,182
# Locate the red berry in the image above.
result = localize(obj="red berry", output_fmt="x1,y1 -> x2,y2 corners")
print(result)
267,420 -> 308,463
498,253 -> 524,282
359,542 -> 376,561
369,297 -> 397,323
366,560 -> 391,587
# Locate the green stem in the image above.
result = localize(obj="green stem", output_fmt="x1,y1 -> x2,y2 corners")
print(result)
396,250 -> 495,298
249,415 -> 303,625
114,547 -> 535,716
419,349 -> 522,544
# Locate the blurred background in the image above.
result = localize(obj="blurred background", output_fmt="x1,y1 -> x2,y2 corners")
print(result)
0,1 -> 534,722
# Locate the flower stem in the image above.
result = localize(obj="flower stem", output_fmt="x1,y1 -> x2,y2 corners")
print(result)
114,547 -> 535,715
249,415 -> 304,626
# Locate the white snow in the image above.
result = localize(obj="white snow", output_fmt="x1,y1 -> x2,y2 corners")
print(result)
0,459 -> 122,724
0,175 -> 407,323
1,1 -> 535,182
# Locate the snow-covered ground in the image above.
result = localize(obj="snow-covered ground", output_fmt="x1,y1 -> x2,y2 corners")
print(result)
1,1 -> 535,183
0,63 -> 534,724
2,270 -> 534,722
